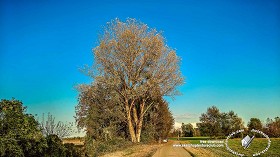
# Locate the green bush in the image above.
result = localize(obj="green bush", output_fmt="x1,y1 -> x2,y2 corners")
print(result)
64,143 -> 82,157
0,137 -> 24,157
84,136 -> 132,157
0,99 -> 47,157
18,136 -> 47,157
0,99 -> 85,157
45,134 -> 66,157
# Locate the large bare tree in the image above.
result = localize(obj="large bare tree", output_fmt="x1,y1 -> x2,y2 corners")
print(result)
80,18 -> 183,142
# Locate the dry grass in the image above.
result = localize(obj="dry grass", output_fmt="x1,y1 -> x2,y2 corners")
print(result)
101,143 -> 163,157
62,138 -> 84,145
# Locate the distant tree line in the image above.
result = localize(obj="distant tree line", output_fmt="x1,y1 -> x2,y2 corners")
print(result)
193,106 -> 280,138
0,99 -> 82,157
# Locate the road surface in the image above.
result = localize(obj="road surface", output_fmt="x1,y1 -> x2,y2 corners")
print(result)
152,140 -> 192,157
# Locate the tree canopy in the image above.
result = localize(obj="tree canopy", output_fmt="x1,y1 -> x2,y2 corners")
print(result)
197,106 -> 244,138
248,118 -> 263,131
76,18 -> 183,143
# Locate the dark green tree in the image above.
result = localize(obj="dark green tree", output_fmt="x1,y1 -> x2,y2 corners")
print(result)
181,123 -> 194,137
198,106 -> 244,138
45,134 -> 66,157
64,143 -> 82,157
198,106 -> 223,138
248,118 -> 263,131
221,111 -> 244,136
76,83 -> 130,156
0,98 -> 47,157
141,97 -> 174,142
76,83 -> 127,141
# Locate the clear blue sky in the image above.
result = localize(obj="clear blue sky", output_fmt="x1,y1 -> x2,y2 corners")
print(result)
1,0 -> 280,128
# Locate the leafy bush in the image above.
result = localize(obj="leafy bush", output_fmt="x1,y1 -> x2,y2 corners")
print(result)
0,137 -> 24,157
84,136 -> 132,157
0,99 -> 84,157
64,143 -> 82,157
0,99 -> 46,157
141,123 -> 157,143
18,136 -> 47,157
45,134 -> 66,157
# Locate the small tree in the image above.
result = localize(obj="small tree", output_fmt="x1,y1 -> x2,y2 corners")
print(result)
248,118 -> 263,137
181,123 -> 194,137
198,106 -> 222,138
76,83 -> 127,141
265,117 -> 280,137
221,111 -> 244,136
248,118 -> 263,131
40,113 -> 75,139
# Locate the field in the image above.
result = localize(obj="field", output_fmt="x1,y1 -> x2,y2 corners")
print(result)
62,137 -> 85,145
169,137 -> 280,157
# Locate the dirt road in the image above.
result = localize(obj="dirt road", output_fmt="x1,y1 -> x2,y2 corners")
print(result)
152,140 -> 192,157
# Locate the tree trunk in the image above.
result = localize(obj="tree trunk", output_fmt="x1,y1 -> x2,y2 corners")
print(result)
128,114 -> 136,142
135,102 -> 145,142
133,106 -> 138,125
125,100 -> 136,142
136,116 -> 143,142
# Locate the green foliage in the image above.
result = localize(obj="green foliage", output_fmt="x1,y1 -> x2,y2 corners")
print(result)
141,97 -> 174,142
0,99 -> 83,157
198,106 -> 223,137
247,118 -> 263,137
0,99 -> 46,157
140,123 -> 156,143
84,136 -> 132,157
0,99 -> 38,137
207,138 -> 280,157
198,106 -> 244,138
76,83 -> 127,141
18,136 -> 47,157
248,118 -> 263,130
0,137 -> 24,157
181,123 -> 194,137
221,111 -> 244,136
45,134 -> 66,157
64,143 -> 82,157
174,137 -> 280,156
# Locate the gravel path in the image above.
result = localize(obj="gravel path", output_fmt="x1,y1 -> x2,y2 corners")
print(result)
152,140 -> 192,157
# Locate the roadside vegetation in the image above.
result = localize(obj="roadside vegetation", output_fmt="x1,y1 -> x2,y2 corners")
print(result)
0,99 -> 83,157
